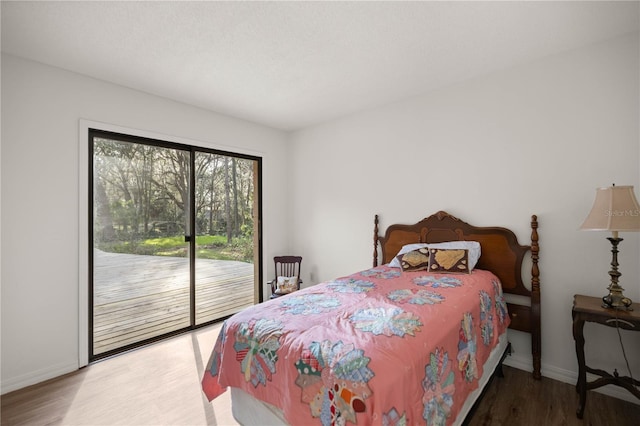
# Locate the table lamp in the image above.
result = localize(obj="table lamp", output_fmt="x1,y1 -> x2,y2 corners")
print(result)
580,184 -> 640,310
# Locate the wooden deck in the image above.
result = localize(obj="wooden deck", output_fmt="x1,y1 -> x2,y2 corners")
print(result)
93,250 -> 255,355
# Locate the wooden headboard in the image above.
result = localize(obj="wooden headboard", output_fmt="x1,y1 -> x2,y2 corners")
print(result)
373,210 -> 541,379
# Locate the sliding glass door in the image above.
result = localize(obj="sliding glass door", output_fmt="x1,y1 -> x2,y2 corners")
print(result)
89,130 -> 261,360
194,152 -> 259,325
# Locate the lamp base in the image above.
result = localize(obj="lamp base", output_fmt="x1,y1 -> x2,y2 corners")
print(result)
601,236 -> 633,311
602,291 -> 633,311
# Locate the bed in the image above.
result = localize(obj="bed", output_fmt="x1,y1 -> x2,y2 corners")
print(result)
202,211 -> 541,425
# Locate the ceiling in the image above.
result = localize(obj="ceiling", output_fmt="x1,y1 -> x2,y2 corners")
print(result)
2,1 -> 639,131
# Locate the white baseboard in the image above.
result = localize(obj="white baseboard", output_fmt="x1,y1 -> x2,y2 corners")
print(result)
503,352 -> 640,406
502,351 -> 533,373
1,360 -> 79,395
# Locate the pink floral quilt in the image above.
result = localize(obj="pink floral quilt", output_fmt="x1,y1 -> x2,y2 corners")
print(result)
202,266 -> 510,426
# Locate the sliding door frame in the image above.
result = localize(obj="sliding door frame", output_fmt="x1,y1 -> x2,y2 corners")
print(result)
79,120 -> 263,366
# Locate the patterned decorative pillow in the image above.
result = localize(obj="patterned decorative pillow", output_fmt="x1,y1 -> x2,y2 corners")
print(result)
428,248 -> 471,274
275,276 -> 298,294
400,247 -> 430,271
427,241 -> 481,270
389,243 -> 429,268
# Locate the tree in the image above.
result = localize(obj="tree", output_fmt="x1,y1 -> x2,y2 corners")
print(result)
93,137 -> 256,249
224,157 -> 232,243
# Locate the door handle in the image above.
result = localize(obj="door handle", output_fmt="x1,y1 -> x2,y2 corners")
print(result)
185,235 -> 192,242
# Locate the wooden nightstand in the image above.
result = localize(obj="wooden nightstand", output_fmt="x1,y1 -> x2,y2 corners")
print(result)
572,294 -> 640,419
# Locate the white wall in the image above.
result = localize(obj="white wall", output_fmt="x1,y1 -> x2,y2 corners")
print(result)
289,33 -> 640,402
0,54 -> 290,393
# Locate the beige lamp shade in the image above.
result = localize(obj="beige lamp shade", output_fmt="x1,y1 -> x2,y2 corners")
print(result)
580,185 -> 640,232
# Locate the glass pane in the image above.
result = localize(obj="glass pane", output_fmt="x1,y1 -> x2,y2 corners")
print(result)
194,152 -> 257,325
92,137 -> 190,355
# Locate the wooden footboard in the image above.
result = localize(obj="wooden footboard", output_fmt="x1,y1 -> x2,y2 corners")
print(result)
374,211 -> 541,379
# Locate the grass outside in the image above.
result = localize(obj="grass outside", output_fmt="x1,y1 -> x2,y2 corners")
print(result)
98,235 -> 253,263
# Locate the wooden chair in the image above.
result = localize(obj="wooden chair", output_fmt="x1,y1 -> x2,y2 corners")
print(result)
269,256 -> 303,299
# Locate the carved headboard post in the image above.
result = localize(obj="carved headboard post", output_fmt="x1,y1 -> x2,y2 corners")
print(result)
531,215 -> 541,379
373,215 -> 380,267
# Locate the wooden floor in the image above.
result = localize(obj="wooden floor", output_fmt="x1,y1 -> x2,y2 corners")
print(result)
94,250 -> 254,355
2,322 -> 639,426
468,368 -> 640,426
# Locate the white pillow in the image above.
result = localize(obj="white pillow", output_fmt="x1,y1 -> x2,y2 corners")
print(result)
275,276 -> 298,294
388,243 -> 429,268
427,241 -> 481,270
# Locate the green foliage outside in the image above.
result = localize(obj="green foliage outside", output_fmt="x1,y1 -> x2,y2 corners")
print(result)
98,234 -> 254,263
93,138 -> 257,265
